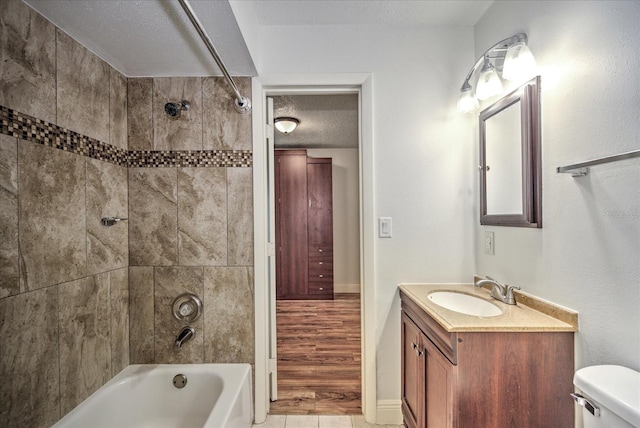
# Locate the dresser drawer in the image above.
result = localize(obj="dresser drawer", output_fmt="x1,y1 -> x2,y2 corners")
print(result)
309,281 -> 333,295
309,245 -> 333,260
309,261 -> 333,275
309,272 -> 333,282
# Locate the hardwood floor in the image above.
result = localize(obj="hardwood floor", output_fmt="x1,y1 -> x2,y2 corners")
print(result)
270,294 -> 361,415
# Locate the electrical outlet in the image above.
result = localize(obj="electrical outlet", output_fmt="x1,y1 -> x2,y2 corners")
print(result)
484,231 -> 495,255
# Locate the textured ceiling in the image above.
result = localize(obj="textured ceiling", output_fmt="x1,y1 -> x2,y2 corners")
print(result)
23,0 -> 257,77
22,0 -> 493,77
251,0 -> 493,27
273,94 -> 359,149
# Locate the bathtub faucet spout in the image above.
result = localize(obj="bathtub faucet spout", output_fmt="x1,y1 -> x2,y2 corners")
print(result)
174,326 -> 195,350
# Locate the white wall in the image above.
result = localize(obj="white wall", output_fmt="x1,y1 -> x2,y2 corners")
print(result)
255,24 -> 477,414
474,1 -> 640,371
307,148 -> 361,292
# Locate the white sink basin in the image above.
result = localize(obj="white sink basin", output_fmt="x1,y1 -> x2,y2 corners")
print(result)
428,291 -> 502,317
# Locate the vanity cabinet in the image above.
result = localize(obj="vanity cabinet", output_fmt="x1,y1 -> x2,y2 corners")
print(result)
400,291 -> 574,428
402,312 -> 454,428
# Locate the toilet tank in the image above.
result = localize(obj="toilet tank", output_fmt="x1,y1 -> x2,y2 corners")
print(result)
573,365 -> 640,428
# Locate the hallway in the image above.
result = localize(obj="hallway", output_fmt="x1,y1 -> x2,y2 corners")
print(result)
270,294 -> 361,415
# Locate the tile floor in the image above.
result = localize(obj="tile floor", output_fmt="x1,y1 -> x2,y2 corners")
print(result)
252,414 -> 403,428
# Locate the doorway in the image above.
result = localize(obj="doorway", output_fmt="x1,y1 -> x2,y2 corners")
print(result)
252,74 -> 375,424
269,93 -> 361,414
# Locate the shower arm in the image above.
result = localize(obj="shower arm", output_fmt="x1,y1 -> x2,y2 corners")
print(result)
178,0 -> 251,113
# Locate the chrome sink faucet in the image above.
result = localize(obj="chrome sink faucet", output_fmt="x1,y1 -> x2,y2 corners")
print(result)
174,326 -> 195,350
475,276 -> 520,305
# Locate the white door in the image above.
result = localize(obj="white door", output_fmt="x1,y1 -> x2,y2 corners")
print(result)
266,97 -> 278,401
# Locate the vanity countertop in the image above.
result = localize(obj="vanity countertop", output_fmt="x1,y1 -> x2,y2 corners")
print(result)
399,283 -> 578,333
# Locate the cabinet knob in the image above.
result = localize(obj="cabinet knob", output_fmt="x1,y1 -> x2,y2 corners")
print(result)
319,287 -> 324,290
412,343 -> 418,350
318,249 -> 323,252
318,274 -> 324,278
319,262 -> 323,265
416,349 -> 423,357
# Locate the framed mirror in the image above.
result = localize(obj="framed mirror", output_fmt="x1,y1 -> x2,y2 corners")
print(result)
479,76 -> 541,227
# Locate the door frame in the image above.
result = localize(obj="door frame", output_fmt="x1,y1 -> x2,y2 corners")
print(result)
252,73 -> 376,423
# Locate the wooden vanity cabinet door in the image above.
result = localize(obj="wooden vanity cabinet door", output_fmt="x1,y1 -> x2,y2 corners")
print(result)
401,312 -> 425,428
423,335 -> 456,428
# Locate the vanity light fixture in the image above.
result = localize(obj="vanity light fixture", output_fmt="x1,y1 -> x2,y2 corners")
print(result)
274,117 -> 300,134
457,33 -> 537,113
476,57 -> 503,100
457,81 -> 479,113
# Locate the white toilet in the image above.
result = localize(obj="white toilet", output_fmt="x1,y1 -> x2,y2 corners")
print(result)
573,365 -> 640,428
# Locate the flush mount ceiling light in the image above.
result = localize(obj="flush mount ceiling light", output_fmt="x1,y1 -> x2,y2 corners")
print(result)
274,117 -> 300,134
457,33 -> 537,113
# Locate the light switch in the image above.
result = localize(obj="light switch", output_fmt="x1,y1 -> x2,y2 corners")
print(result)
379,217 -> 392,238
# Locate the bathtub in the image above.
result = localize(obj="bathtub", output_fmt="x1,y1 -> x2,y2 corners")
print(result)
53,364 -> 253,428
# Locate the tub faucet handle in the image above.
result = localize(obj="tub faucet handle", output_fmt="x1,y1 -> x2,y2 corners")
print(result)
174,326 -> 195,350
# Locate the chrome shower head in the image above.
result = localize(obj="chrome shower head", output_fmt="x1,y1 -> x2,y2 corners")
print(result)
164,100 -> 191,118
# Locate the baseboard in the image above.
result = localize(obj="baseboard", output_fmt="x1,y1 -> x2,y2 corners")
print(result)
334,283 -> 360,294
376,399 -> 403,425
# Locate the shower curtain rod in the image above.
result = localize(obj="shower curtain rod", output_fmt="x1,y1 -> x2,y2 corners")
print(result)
178,0 -> 252,113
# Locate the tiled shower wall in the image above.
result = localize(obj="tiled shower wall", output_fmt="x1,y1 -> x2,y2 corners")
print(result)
126,76 -> 254,366
0,0 -> 254,426
0,1 -> 129,426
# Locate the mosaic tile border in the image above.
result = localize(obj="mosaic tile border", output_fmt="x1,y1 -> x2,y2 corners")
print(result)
1,105 -> 128,165
128,149 -> 253,168
0,105 -> 252,168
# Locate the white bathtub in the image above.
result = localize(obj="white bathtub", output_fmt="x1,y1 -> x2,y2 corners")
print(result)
53,364 -> 253,428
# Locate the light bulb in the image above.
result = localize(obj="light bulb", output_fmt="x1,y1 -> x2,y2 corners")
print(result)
502,41 -> 537,81
476,62 -> 503,100
457,87 -> 479,113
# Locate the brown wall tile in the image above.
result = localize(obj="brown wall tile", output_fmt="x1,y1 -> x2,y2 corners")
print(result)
3,6 -> 256,423
18,142 -> 86,291
58,274 -> 111,416
87,159 -> 128,275
0,286 -> 60,428
56,30 -> 110,142
203,77 -> 252,150
204,266 -> 254,363
0,0 -> 56,123
153,77 -> 203,150
110,267 -> 129,376
129,266 -> 155,364
127,78 -> 153,151
109,68 -> 128,150
129,168 -> 178,266
227,167 -> 254,266
154,267 -> 204,363
178,167 -> 227,266
0,135 -> 19,297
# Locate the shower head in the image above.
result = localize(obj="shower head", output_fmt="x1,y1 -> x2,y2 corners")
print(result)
164,100 -> 191,118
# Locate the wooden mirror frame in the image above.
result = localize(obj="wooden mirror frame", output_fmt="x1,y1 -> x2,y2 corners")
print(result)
479,76 -> 541,227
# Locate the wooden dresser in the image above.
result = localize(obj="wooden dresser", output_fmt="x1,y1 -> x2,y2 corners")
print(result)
275,150 -> 333,299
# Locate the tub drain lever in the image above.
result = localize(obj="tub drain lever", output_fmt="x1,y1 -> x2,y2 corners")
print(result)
173,374 -> 188,389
